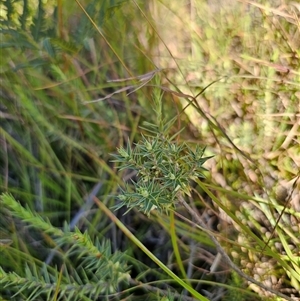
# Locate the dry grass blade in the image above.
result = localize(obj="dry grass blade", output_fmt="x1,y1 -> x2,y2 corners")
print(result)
84,69 -> 165,103
107,68 -> 163,83
82,85 -> 135,103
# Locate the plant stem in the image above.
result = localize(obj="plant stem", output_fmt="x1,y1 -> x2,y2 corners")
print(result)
94,197 -> 209,301
178,195 -> 294,301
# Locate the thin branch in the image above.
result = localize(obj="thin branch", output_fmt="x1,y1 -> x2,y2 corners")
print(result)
178,195 -> 294,301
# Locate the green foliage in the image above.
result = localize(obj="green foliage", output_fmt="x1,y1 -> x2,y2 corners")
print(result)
1,0 -> 299,300
0,193 -> 130,301
113,130 -> 212,215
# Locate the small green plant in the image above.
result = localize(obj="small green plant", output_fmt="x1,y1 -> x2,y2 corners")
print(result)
0,193 -> 131,301
112,128 -> 212,216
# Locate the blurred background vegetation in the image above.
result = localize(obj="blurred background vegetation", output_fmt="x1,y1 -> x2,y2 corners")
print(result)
0,0 -> 299,300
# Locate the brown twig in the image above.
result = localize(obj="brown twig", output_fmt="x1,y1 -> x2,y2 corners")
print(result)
178,195 -> 294,301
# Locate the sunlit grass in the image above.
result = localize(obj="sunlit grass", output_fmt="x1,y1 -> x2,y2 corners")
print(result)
145,0 -> 299,299
1,0 -> 299,300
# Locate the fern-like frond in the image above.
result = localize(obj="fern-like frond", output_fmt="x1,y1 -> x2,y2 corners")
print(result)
0,264 -> 125,301
0,193 -> 131,300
